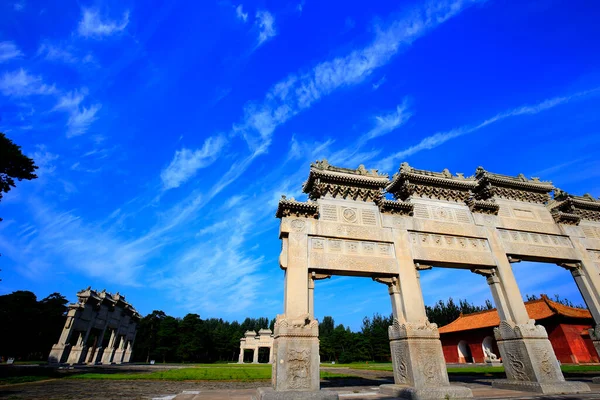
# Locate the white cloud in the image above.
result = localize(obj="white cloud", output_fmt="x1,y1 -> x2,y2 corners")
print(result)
53,88 -> 87,110
372,75 -> 386,90
378,87 -> 600,172
256,10 -> 276,46
37,43 -> 83,64
14,1 -> 25,11
29,145 -> 59,176
0,41 -> 23,63
236,0 -> 482,154
0,69 -> 56,97
236,5 -> 248,22
78,8 -> 130,38
53,89 -> 101,137
161,135 -> 227,190
67,104 -> 101,137
360,99 -> 412,142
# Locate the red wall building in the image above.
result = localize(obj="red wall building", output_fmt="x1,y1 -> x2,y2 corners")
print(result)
439,295 -> 598,364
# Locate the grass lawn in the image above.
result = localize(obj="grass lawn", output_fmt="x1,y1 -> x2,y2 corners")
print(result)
69,365 -> 358,381
0,375 -> 56,385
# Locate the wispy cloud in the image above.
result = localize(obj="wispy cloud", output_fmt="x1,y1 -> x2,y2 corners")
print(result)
160,135 -> 227,190
53,89 -> 102,137
0,41 -> 23,63
0,69 -> 56,97
236,0 -> 482,154
378,87 -> 600,172
29,145 -> 59,176
13,1 -> 25,11
255,10 -> 276,46
359,99 -> 412,143
372,75 -> 386,90
0,199 -> 156,283
67,105 -> 101,137
78,8 -> 130,38
236,5 -> 248,22
37,43 -> 95,65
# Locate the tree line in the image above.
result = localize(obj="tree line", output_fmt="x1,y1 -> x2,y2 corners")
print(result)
0,290 -> 584,363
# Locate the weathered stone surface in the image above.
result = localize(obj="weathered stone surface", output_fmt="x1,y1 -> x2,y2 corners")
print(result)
271,315 -> 320,392
274,160 -> 600,399
48,288 -> 140,365
253,387 -> 338,400
379,384 -> 473,399
491,380 -> 590,394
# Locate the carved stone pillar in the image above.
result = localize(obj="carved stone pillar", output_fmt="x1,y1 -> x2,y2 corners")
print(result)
101,329 -> 117,364
256,228 -> 336,399
378,262 -> 472,399
308,272 -> 331,319
49,314 -> 78,364
253,347 -> 259,364
238,345 -> 245,363
113,336 -> 126,364
67,332 -> 88,365
479,266 -> 589,394
268,345 -> 274,364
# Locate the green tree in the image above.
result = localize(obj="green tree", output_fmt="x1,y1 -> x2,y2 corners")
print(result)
0,132 -> 38,220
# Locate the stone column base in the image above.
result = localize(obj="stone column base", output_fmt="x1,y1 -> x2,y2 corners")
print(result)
492,380 -> 590,394
254,387 -> 338,400
494,320 -> 589,394
66,345 -> 87,365
388,319 -> 473,398
48,344 -> 68,364
113,349 -> 125,364
379,384 -> 472,400
271,314 -> 321,392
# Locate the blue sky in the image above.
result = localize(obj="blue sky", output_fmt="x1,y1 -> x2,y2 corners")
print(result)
0,0 -> 599,331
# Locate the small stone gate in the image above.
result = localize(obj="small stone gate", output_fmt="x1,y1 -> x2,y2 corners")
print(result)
260,160 -> 600,399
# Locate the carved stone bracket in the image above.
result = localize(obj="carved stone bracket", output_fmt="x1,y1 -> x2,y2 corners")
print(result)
310,272 -> 331,281
471,268 -> 495,277
276,196 -> 319,219
388,318 -> 440,340
550,211 -> 581,225
372,276 -> 397,286
493,320 -> 547,341
557,262 -> 581,271
414,263 -> 432,271
467,198 -> 500,215
376,198 -> 414,216
507,256 -> 522,263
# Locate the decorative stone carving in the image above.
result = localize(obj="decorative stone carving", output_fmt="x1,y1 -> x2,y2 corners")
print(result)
276,196 -> 319,219
387,162 -> 476,203
473,168 -> 554,204
549,189 -> 600,223
467,198 -> 500,215
48,288 -> 140,365
302,159 -> 388,202
376,198 -> 414,216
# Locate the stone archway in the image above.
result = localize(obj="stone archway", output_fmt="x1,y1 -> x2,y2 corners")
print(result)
259,160 -> 599,400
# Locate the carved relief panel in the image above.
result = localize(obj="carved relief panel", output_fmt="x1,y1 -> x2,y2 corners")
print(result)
409,232 -> 495,267
309,236 -> 397,275
497,228 -> 579,261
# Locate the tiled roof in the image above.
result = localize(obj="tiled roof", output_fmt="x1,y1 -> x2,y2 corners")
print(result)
438,295 -> 591,334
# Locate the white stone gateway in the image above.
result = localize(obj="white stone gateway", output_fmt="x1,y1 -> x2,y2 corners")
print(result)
48,288 -> 141,365
256,160 -> 599,400
238,329 -> 274,364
